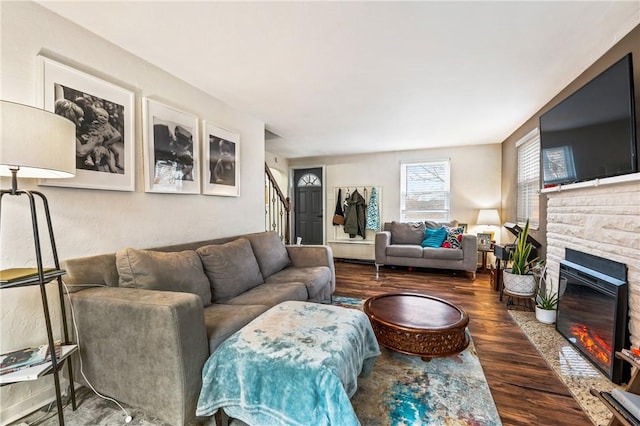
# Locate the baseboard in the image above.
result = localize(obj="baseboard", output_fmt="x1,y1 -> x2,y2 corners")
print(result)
0,386 -> 57,426
338,258 -> 375,265
0,378 -> 75,426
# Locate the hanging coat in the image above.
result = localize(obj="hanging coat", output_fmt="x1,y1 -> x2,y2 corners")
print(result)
332,189 -> 345,225
365,187 -> 380,232
344,189 -> 366,239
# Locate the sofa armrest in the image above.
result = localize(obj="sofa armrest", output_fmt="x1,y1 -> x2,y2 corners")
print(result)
69,287 -> 208,425
461,234 -> 479,272
285,245 -> 335,293
375,231 -> 391,264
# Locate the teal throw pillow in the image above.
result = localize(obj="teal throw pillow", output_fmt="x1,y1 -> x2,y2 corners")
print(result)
421,226 -> 447,248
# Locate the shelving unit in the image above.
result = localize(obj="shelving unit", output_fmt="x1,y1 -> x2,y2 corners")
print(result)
591,351 -> 640,426
0,267 -> 77,424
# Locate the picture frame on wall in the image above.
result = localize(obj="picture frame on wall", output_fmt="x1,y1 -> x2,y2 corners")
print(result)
142,98 -> 200,194
202,121 -> 240,197
37,56 -> 135,191
477,232 -> 493,251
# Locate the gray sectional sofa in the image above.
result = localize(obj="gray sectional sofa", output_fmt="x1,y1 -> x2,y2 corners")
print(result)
375,221 -> 478,278
61,231 -> 335,425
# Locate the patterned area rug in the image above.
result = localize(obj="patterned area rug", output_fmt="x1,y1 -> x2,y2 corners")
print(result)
337,296 -> 501,426
16,297 -> 501,426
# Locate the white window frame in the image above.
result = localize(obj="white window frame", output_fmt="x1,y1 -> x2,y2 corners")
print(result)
516,129 -> 540,229
400,160 -> 450,222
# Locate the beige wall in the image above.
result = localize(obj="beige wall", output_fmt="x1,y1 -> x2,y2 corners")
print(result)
500,25 -> 640,252
0,2 -> 265,422
290,143 -> 503,259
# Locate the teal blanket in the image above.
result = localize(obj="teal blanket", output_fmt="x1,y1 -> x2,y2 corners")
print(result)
196,301 -> 381,426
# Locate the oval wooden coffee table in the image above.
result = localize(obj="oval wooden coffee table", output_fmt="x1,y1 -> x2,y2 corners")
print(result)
363,292 -> 469,361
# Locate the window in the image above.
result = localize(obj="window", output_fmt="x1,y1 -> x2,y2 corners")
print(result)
400,160 -> 450,221
517,129 -> 540,228
296,173 -> 321,187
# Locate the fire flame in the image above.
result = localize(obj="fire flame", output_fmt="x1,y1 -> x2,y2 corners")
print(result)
570,324 -> 612,365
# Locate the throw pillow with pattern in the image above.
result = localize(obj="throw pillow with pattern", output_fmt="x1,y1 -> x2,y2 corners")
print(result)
442,226 -> 464,249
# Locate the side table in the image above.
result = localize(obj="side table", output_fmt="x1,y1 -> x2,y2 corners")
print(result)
478,247 -> 493,272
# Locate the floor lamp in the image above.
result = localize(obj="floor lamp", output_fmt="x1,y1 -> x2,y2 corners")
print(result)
0,100 -> 77,423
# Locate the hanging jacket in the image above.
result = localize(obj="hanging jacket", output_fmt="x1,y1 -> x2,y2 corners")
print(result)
365,187 -> 381,232
344,189 -> 366,239
333,188 -> 345,225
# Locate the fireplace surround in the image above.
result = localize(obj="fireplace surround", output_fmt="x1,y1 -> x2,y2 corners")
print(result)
556,248 -> 629,384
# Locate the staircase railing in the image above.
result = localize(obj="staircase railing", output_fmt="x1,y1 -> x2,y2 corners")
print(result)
265,164 -> 291,244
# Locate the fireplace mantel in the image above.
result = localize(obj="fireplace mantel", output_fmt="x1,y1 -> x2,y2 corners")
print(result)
541,172 -> 640,194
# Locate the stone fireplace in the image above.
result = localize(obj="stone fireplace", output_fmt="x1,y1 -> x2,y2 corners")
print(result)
544,177 -> 640,356
555,248 -> 629,383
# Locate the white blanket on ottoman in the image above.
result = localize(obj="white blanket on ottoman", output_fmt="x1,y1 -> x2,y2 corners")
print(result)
196,300 -> 381,426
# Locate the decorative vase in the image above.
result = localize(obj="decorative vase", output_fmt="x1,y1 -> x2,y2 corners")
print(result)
502,269 -> 537,296
535,306 -> 557,324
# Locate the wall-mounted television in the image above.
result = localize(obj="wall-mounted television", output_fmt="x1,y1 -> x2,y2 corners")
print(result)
540,53 -> 637,187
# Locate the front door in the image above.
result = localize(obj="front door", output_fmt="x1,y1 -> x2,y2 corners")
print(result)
293,167 -> 323,245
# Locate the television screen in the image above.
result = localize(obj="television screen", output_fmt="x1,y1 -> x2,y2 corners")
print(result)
540,53 -> 637,187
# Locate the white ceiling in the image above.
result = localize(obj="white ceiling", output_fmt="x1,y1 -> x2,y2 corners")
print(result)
37,1 -> 640,159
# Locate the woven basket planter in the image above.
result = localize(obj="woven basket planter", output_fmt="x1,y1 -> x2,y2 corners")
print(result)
503,269 -> 536,296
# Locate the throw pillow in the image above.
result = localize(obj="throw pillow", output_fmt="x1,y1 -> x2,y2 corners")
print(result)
421,226 -> 447,248
389,221 -> 426,245
245,231 -> 291,278
196,238 -> 264,302
442,226 -> 465,249
116,248 -> 212,306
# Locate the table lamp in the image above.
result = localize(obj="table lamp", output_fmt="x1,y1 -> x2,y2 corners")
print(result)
0,100 -> 77,422
477,209 -> 501,227
476,208 -> 501,241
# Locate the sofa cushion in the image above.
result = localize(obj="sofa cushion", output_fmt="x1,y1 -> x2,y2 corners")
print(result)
116,248 -> 212,306
425,220 -> 458,229
421,227 -> 447,248
245,231 -> 291,278
386,245 -> 424,258
390,221 -> 425,245
202,303 -> 270,353
226,282 -> 308,306
265,266 -> 331,299
422,247 -> 464,260
442,226 -> 465,249
197,238 -> 264,302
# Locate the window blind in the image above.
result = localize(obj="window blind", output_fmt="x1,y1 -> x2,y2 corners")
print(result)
517,130 -> 540,228
400,161 -> 450,221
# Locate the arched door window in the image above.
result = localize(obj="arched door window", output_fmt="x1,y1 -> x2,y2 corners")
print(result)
297,173 -> 321,187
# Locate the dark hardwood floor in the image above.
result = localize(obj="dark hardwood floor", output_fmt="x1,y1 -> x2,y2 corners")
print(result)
333,260 -> 592,426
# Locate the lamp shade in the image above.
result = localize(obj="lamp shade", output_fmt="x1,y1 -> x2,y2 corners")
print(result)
476,209 -> 501,226
1,100 -> 76,179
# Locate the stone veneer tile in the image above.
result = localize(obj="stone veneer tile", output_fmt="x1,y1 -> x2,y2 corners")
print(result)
509,310 -> 621,426
545,180 -> 640,349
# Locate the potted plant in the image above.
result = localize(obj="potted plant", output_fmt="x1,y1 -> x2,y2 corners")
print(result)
503,219 -> 538,297
535,287 -> 559,324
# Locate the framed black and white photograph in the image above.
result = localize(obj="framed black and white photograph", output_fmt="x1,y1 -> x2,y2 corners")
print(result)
477,232 -> 492,251
37,56 -> 135,191
142,98 -> 200,194
202,121 -> 240,197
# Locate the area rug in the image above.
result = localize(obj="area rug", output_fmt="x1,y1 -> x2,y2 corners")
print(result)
337,296 -> 502,426
18,298 -> 501,426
